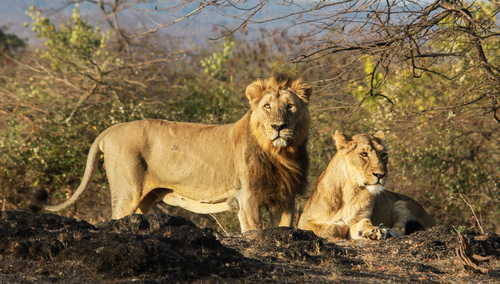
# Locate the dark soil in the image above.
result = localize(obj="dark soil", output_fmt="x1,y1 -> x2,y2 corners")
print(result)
1,210 -> 499,283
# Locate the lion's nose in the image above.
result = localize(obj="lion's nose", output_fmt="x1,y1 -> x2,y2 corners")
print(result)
271,123 -> 287,131
373,172 -> 386,180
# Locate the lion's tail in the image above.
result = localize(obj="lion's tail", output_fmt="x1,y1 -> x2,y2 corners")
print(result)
30,130 -> 106,213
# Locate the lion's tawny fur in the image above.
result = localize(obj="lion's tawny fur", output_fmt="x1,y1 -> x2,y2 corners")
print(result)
298,131 -> 435,240
31,73 -> 312,232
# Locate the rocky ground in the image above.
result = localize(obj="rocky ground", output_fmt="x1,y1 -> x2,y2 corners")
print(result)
0,210 -> 499,283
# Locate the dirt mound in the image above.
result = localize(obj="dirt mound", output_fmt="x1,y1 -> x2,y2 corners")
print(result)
0,210 -> 499,283
376,225 -> 500,261
0,211 -> 249,283
249,226 -> 325,261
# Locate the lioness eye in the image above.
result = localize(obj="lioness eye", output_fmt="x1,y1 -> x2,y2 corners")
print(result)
264,104 -> 271,110
360,152 -> 368,157
381,152 -> 388,159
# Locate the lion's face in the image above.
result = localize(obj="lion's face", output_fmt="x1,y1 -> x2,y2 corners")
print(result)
334,131 -> 388,195
246,74 -> 312,150
256,89 -> 306,148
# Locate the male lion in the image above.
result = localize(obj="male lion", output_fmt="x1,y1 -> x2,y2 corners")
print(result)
298,131 -> 435,240
31,74 -> 311,232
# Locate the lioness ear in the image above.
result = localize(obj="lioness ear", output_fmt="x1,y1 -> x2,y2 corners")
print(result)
245,79 -> 265,106
333,130 -> 348,150
373,131 -> 385,140
291,78 -> 312,104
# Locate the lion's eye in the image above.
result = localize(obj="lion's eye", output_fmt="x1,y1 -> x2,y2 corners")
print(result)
360,152 -> 368,158
287,104 -> 294,109
381,152 -> 388,159
264,104 -> 271,110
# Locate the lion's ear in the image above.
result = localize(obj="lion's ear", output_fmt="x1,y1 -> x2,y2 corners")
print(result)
333,131 -> 356,151
245,80 -> 265,106
373,131 -> 385,140
291,78 -> 312,104
333,131 -> 348,150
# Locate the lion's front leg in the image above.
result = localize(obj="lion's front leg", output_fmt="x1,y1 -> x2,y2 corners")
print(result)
236,190 -> 262,232
237,204 -> 262,232
349,218 -> 389,240
269,199 -> 295,227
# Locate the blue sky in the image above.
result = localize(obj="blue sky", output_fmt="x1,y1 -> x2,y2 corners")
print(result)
0,0 -> 309,47
0,0 -> 217,46
0,0 -> 104,45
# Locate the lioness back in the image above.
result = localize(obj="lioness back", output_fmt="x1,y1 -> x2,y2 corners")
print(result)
31,73 -> 312,233
298,130 -> 434,240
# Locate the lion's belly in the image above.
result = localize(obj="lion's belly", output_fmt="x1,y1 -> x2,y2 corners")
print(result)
152,162 -> 238,203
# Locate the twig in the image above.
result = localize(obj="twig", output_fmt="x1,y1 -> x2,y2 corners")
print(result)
209,214 -> 228,234
154,202 -> 171,214
2,199 -> 6,220
456,231 -> 490,274
459,193 -> 484,234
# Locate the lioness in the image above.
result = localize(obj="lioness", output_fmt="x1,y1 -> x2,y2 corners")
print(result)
31,74 -> 311,232
298,131 -> 435,240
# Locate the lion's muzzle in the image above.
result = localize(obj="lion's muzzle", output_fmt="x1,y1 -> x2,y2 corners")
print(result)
372,172 -> 386,184
364,172 -> 387,195
267,122 -> 293,148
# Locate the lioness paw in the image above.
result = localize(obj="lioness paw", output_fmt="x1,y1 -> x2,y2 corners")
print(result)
366,226 -> 389,240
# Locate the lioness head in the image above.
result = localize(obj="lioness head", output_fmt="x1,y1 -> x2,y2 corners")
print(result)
333,130 -> 388,195
246,74 -> 312,151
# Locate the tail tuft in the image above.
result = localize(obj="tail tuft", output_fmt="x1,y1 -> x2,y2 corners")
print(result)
29,188 -> 49,212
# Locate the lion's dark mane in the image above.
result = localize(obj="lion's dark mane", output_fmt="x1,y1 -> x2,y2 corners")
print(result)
245,126 -> 309,212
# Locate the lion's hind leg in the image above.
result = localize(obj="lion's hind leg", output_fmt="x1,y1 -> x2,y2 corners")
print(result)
108,184 -> 143,219
349,218 -> 389,240
135,191 -> 159,214
105,156 -> 146,220
108,183 -> 143,219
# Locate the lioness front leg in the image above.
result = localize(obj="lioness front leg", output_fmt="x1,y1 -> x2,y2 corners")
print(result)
298,219 -> 349,239
349,218 -> 389,240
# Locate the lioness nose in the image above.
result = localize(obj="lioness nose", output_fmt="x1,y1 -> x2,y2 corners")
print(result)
373,172 -> 386,180
271,123 -> 287,131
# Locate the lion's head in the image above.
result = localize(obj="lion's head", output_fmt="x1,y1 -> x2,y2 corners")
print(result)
246,73 -> 312,153
333,130 -> 388,195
